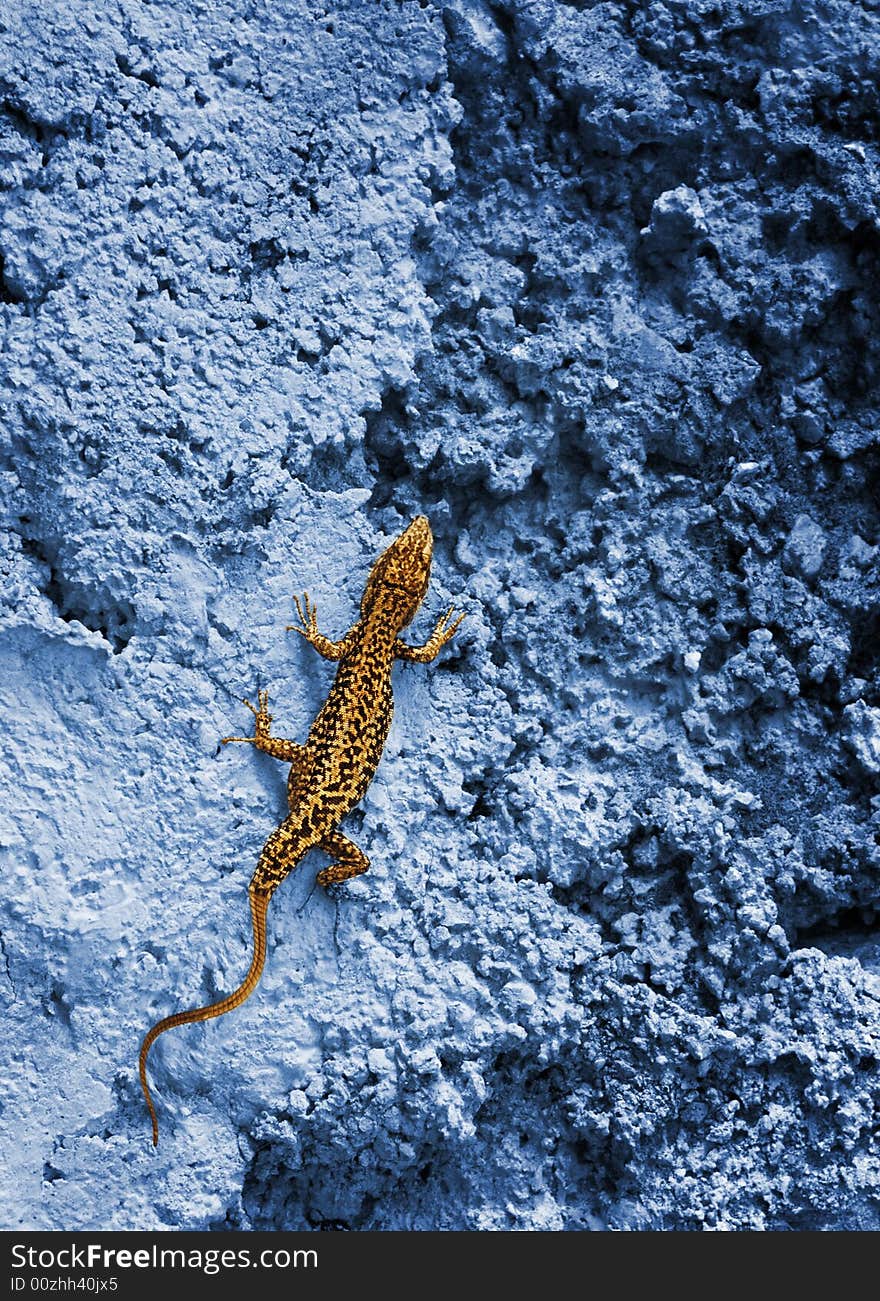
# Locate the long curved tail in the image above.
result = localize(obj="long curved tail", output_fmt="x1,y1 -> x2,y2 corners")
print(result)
138,887 -> 270,1146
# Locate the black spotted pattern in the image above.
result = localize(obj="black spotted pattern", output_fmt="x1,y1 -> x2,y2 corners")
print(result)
139,515 -> 464,1143
250,515 -> 452,892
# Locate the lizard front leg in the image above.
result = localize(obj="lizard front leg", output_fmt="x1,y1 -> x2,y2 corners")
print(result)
287,592 -> 357,661
395,605 -> 465,663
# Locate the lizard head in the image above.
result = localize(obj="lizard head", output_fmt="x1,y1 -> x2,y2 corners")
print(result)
362,515 -> 433,626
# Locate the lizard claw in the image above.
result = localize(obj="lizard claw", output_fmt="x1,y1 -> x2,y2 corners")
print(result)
435,605 -> 465,645
445,604 -> 466,631
288,591 -> 320,641
241,691 -> 272,730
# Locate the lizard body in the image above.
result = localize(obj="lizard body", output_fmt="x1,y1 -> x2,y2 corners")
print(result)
139,515 -> 462,1145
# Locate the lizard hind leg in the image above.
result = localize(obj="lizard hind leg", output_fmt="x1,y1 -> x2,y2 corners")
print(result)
316,831 -> 370,888
222,690 -> 306,776
295,831 -> 370,916
138,887 -> 271,1147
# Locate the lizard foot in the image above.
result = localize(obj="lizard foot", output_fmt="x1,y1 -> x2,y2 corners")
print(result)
287,592 -> 320,644
432,604 -> 466,648
221,689 -> 272,745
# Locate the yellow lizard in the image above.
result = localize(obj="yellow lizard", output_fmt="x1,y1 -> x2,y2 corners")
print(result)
139,516 -> 463,1145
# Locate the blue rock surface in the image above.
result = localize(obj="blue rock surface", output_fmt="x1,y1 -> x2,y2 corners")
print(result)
1,0 -> 878,1231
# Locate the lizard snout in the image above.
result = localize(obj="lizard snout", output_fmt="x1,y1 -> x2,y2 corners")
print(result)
402,514 -> 432,566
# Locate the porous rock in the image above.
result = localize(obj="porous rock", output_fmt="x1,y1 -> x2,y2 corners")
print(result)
1,0 -> 878,1231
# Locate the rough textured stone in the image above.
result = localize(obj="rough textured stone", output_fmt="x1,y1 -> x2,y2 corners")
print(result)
783,513 -> 828,581
1,0 -> 879,1232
